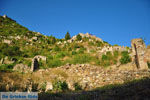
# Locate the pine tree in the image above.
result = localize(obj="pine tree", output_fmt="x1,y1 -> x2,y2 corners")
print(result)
65,32 -> 71,40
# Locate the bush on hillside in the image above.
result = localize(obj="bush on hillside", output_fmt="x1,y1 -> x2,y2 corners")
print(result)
76,34 -> 82,41
74,83 -> 82,91
72,51 -> 77,55
0,63 -> 15,71
101,51 -> 118,67
113,50 -> 119,57
120,51 -> 131,64
0,43 -> 22,57
53,81 -> 68,92
96,41 -> 103,47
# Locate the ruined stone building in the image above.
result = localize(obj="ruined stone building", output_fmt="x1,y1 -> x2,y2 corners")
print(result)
131,38 -> 148,70
31,55 -> 47,72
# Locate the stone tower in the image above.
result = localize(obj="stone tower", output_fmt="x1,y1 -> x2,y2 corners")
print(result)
131,38 -> 148,70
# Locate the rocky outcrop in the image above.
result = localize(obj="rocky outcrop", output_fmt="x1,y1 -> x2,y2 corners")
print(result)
131,38 -> 148,70
31,55 -> 47,72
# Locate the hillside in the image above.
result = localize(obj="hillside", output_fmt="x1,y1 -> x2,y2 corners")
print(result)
0,15 -> 132,71
0,15 -> 150,100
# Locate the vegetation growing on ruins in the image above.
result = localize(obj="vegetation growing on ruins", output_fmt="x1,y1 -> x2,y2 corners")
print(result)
120,51 -> 131,64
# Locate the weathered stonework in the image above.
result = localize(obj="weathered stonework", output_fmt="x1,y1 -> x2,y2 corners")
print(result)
99,45 -> 129,55
70,33 -> 103,43
131,38 -> 148,70
31,55 -> 47,72
34,64 -> 150,91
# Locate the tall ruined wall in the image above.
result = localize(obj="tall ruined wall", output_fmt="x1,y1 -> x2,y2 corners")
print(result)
131,39 -> 148,70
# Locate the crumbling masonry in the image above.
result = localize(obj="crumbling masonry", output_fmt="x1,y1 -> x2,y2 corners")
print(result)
131,38 -> 148,70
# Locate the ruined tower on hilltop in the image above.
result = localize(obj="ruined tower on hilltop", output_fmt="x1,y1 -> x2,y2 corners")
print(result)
131,38 -> 148,70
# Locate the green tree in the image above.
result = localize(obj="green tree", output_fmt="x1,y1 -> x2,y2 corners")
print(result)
65,32 -> 71,40
76,34 -> 82,41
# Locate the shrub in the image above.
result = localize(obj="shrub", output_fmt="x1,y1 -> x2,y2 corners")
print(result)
102,55 -> 108,61
0,63 -> 15,71
120,51 -> 131,64
102,51 -> 112,61
76,34 -> 82,41
74,83 -> 82,91
0,44 -> 22,57
72,51 -> 77,55
101,51 -> 118,67
113,50 -> 119,57
96,41 -> 103,47
53,81 -> 68,92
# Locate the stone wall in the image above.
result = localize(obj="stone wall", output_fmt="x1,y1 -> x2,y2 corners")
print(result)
99,46 -> 129,54
131,38 -> 148,70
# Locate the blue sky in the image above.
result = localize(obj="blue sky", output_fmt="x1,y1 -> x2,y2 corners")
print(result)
0,0 -> 150,46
